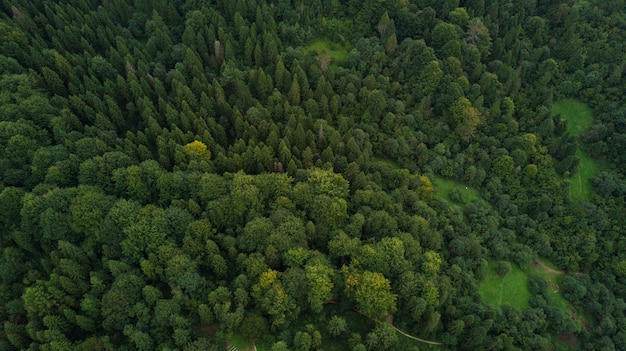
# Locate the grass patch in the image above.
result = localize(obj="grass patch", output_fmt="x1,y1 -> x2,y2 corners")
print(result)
531,259 -> 570,311
305,39 -> 350,64
552,334 -> 582,351
569,149 -> 594,200
530,258 -> 593,331
552,99 -> 597,201
479,261 -> 530,310
229,332 -> 256,351
432,177 -> 480,207
551,99 -> 593,137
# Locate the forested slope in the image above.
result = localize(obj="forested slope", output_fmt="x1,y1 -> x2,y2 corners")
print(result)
0,0 -> 625,350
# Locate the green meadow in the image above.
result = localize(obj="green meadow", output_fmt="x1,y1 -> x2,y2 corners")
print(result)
571,149 -> 595,200
305,39 -> 350,64
551,99 -> 596,200
479,261 -> 530,310
551,99 -> 593,137
530,259 -> 570,311
432,176 -> 480,207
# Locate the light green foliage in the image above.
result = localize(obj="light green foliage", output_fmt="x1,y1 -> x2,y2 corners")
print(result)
101,272 -> 145,331
449,7 -> 469,27
240,217 -> 273,252
69,186 -> 113,238
121,205 -> 168,262
327,315 -> 348,336
422,250 -> 442,276
357,237 -> 409,277
305,260 -> 335,313
308,168 -> 350,198
422,279 -> 440,306
311,195 -> 348,229
493,155 -> 515,179
465,18 -> 491,58
231,171 -> 264,222
252,269 -> 297,327
344,265 -> 397,320
365,322 -> 398,351
284,246 -> 310,267
305,40 -> 350,63
449,97 -> 483,141
419,61 -> 443,97
328,231 -> 361,258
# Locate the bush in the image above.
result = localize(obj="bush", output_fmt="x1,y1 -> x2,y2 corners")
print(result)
496,261 -> 512,277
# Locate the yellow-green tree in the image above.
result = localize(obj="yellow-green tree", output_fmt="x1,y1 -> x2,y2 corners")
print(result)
305,260 -> 335,313
343,264 -> 397,320
449,97 -> 484,141
184,140 -> 211,160
252,269 -> 297,327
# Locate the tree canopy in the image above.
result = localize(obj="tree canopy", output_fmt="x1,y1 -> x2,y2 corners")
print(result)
0,0 -> 625,350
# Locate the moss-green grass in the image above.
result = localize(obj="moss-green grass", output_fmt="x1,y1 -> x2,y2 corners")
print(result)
479,261 -> 530,310
531,259 -> 593,329
530,259 -> 570,311
570,149 -> 594,200
551,99 -> 593,137
305,39 -> 350,63
229,332 -> 256,351
551,99 -> 596,201
552,335 -> 582,351
372,156 -> 401,169
432,177 -> 480,207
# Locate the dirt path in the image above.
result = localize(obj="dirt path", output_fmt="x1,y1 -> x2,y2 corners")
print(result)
353,309 -> 443,346
532,259 -> 590,332
532,259 -> 565,275
389,323 -> 444,346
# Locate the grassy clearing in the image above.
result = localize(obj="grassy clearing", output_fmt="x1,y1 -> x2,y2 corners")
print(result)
229,332 -> 255,351
530,258 -> 593,331
372,156 -> 401,169
570,148 -> 594,200
552,334 -> 581,351
530,259 -> 570,311
432,176 -> 480,207
551,99 -> 596,201
479,261 -> 530,310
551,99 -> 593,137
305,39 -> 350,63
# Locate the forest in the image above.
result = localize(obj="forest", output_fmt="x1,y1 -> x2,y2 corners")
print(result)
0,0 -> 625,350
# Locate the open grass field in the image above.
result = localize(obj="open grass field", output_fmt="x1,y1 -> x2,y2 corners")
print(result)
305,39 -> 350,63
551,99 -> 596,201
432,176 -> 480,207
479,261 -> 530,310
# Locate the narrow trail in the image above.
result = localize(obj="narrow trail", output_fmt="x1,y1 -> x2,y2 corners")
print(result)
497,271 -> 508,305
353,309 -> 444,346
389,323 -> 444,346
578,173 -> 584,195
532,259 -> 590,331
532,259 -> 565,275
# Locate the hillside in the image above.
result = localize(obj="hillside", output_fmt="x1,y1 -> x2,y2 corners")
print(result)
0,1 -> 625,350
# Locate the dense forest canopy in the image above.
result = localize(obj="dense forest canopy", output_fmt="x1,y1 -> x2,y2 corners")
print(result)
0,0 -> 625,350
